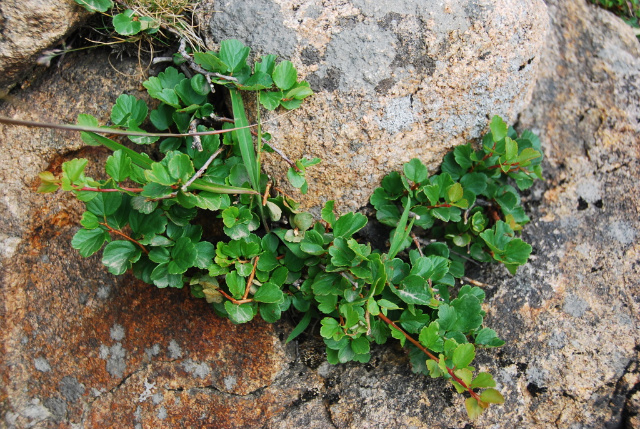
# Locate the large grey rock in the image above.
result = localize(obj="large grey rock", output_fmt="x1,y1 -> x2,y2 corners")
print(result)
0,0 -> 88,93
198,0 -> 549,212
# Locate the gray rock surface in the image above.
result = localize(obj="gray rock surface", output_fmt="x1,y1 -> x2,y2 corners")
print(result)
198,0 -> 549,213
0,0 -> 88,92
1,0 -> 640,428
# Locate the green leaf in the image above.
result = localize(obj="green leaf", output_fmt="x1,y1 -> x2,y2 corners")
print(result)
480,388 -> 505,404
465,397 -> 485,419
62,158 -> 88,183
167,152 -> 194,183
390,275 -> 430,305
453,144 -> 474,170
113,10 -> 142,36
471,372 -> 496,389
80,211 -> 100,229
219,39 -> 250,74
102,240 -> 141,275
404,158 -> 428,183
419,322 -> 444,353
150,263 -> 183,288
71,228 -> 108,257
272,61 -> 298,91
226,271 -> 245,300
286,310 -> 312,343
145,162 -> 175,186
320,317 -> 342,339
86,192 -> 122,216
224,302 -> 254,324
253,282 -> 284,303
259,91 -> 283,110
452,343 -> 475,369
111,94 -> 147,127
285,85 -> 313,100
475,328 -> 505,347
255,54 -> 276,75
446,183 -> 464,203
105,150 -> 132,182
505,137 -> 518,161
321,200 -> 336,227
287,168 -> 306,188
194,241 -> 215,269
489,115 -> 508,142
190,74 -> 211,96
388,197 -> 413,259
193,52 -> 228,73
351,336 -> 370,355
175,78 -> 207,106
229,89 -> 259,192
168,237 -> 196,274
241,72 -> 273,90
293,212 -> 314,231
74,0 -> 113,12
333,212 -> 367,238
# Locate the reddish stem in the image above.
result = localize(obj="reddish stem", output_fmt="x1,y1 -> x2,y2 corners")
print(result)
242,257 -> 260,300
217,289 -> 253,305
376,312 -> 481,401
99,222 -> 148,254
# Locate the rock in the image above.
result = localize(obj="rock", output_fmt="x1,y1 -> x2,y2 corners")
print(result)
198,0 -> 549,212
474,0 -> 640,427
2,0 -> 640,428
0,0 -> 89,93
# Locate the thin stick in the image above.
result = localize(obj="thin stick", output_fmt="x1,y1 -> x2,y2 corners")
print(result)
242,257 -> 260,300
182,146 -> 225,191
0,116 -> 256,138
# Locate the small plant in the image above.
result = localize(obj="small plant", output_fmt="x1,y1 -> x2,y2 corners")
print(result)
29,39 -> 543,419
73,0 -> 203,46
590,0 -> 640,35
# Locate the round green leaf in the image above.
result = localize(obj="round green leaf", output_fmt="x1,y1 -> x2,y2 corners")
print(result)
168,237 -> 197,274
71,227 -> 108,257
253,282 -> 284,303
113,10 -> 142,36
102,240 -> 141,275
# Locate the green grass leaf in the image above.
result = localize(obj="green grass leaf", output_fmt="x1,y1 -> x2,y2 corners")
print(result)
229,89 -> 260,193
74,0 -> 113,13
286,310 -> 312,343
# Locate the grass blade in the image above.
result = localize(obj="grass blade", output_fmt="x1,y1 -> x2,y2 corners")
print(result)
229,88 -> 260,192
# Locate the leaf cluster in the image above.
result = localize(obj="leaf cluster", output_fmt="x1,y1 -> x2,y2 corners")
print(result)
38,41 -> 543,419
